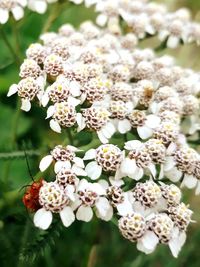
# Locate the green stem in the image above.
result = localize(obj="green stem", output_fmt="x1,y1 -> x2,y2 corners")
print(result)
10,98 -> 22,147
79,138 -> 101,151
0,27 -> 19,64
66,128 -> 74,145
87,245 -> 98,267
3,99 -> 21,186
0,150 -> 40,160
11,19 -> 23,63
41,1 -> 71,34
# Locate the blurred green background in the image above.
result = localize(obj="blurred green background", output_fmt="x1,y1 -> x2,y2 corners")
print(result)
0,1 -> 200,267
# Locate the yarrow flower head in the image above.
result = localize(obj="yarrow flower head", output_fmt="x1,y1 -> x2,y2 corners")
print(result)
33,181 -> 75,230
9,10 -> 199,258
39,145 -> 86,176
84,144 -> 124,180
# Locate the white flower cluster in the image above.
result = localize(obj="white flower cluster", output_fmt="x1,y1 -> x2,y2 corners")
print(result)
72,0 -> 200,48
7,22 -> 200,140
8,21 -> 200,257
0,0 -> 58,24
36,144 -> 193,257
118,181 -> 193,258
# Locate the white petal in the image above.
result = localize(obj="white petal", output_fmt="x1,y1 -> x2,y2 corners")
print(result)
137,126 -> 153,139
67,145 -> 81,152
164,156 -> 176,171
72,165 -> 87,176
80,93 -> 87,103
120,158 -> 137,176
132,201 -> 146,215
0,8 -> 9,24
95,197 -> 110,217
33,208 -> 52,230
71,198 -> 82,211
169,231 -> 186,258
158,164 -> 164,180
149,102 -> 159,114
85,0 -> 97,7
167,36 -> 179,49
85,161 -> 102,180
195,181 -> 200,195
105,122 -> 116,136
96,206 -> 113,221
77,178 -> 88,191
109,177 -> 124,187
124,140 -> 142,150
133,167 -> 144,180
21,99 -> 31,112
12,6 -> 24,21
50,119 -> 61,133
146,25 -> 156,35
68,96 -> 80,107
73,157 -> 84,168
147,163 -> 156,178
99,121 -> 115,139
65,184 -> 75,201
158,30 -> 169,41
37,91 -> 43,102
98,179 -> 109,189
117,194 -> 133,216
76,113 -> 86,132
7,84 -> 18,97
69,81 -> 81,96
145,115 -> 161,129
118,119 -> 131,134
46,105 -> 55,119
181,174 -> 197,189
39,155 -> 53,172
54,160 -> 71,173
41,93 -> 50,107
165,167 -> 182,182
137,230 -> 159,253
83,149 -> 96,160
114,168 -> 125,180
28,0 -> 47,14
97,131 -> 109,144
17,0 -> 27,7
96,14 -> 108,26
76,205 -> 93,222
91,183 -> 106,195
60,206 -> 75,227
166,143 -> 177,155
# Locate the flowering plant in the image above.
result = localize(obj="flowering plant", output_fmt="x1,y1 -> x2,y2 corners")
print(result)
1,0 -> 200,265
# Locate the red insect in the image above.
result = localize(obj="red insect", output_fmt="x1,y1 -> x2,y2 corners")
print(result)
22,178 -> 44,212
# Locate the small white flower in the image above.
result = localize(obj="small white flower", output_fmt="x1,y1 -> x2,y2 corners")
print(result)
84,144 -> 124,180
42,75 -> 81,107
137,114 -> 161,140
119,140 -> 156,180
100,178 -> 133,216
46,101 -> 77,133
33,181 -> 75,230
73,179 -> 112,222
39,145 -> 86,176
162,146 -> 199,191
7,77 -> 45,112
76,106 -> 115,144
